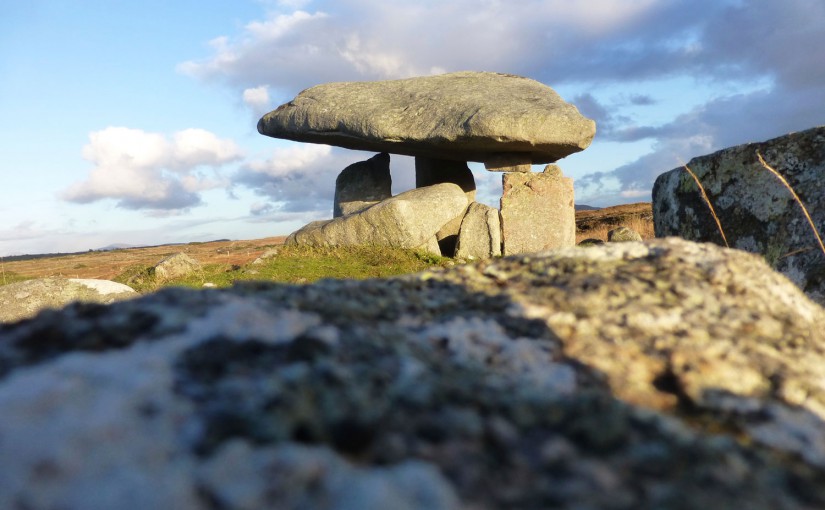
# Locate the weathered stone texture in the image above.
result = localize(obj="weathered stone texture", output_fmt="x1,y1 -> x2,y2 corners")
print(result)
500,164 -> 575,255
414,157 -> 476,255
454,202 -> 501,259
1,239 -> 825,508
153,252 -> 201,281
653,126 -> 825,304
258,71 -> 595,165
0,278 -> 136,323
333,152 -> 392,218
608,226 -> 643,242
286,183 -> 468,255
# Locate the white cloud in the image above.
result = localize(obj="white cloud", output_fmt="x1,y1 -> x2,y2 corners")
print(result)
242,85 -> 271,114
236,144 -> 384,213
62,127 -> 242,211
181,0 -> 825,208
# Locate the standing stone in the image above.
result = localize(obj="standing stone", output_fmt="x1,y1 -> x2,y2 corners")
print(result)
500,164 -> 575,255
333,153 -> 392,218
652,126 -> 825,305
415,157 -> 476,255
455,202 -> 502,259
415,157 -> 476,201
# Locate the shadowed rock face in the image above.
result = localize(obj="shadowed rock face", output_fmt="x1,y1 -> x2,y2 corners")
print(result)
653,126 -> 825,305
2,238 -> 825,509
258,71 -> 596,165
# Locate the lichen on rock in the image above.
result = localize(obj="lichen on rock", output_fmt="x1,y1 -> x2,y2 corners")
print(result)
1,238 -> 825,509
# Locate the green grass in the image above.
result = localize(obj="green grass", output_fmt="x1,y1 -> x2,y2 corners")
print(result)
114,244 -> 454,293
0,270 -> 32,287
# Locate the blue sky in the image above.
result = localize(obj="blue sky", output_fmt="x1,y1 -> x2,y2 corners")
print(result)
1,0 -> 823,256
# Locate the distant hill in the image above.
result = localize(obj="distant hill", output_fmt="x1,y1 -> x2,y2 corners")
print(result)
97,243 -> 141,251
575,204 -> 601,211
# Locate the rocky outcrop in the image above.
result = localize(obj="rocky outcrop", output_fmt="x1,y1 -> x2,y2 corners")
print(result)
500,164 -> 575,255
0,278 -> 136,323
153,252 -> 202,282
258,71 -> 595,165
2,238 -> 825,509
286,183 -> 469,255
454,202 -> 502,260
333,153 -> 392,218
653,126 -> 825,304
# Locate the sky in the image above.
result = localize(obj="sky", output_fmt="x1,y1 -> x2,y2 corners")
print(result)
1,0 -> 823,256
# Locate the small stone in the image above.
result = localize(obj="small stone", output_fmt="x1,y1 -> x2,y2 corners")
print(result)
607,226 -> 643,242
153,252 -> 201,281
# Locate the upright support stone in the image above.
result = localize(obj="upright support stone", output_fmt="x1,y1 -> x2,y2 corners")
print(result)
500,164 -> 575,255
484,153 -> 532,173
415,157 -> 476,255
415,157 -> 476,200
455,202 -> 502,260
333,153 -> 392,218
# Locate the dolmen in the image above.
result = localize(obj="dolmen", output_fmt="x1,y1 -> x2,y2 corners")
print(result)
258,71 -> 595,257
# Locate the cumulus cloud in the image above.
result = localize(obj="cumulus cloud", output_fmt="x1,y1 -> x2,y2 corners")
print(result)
63,127 -> 242,211
235,144 -> 357,214
182,0 -> 825,207
242,85 -> 271,115
235,144 -> 421,216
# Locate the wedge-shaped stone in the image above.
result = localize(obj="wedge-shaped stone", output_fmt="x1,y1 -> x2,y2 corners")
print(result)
455,202 -> 501,259
286,183 -> 468,254
259,71 -> 595,165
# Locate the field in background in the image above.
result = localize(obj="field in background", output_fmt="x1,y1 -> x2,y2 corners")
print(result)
0,237 -> 286,284
1,203 -> 655,289
575,202 -> 654,243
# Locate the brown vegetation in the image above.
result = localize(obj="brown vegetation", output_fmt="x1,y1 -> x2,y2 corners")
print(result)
1,237 -> 286,282
576,202 -> 654,243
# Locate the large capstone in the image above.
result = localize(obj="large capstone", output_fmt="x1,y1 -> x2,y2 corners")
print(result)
258,71 -> 595,166
652,126 -> 825,305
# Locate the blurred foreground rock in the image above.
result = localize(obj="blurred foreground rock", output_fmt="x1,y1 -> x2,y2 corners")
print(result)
0,278 -> 135,323
1,238 -> 825,509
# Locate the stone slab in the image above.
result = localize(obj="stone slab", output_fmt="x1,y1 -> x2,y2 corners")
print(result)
286,183 -> 468,254
258,71 -> 595,165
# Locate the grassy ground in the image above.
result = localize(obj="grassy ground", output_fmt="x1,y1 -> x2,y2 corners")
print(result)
114,244 -> 451,293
